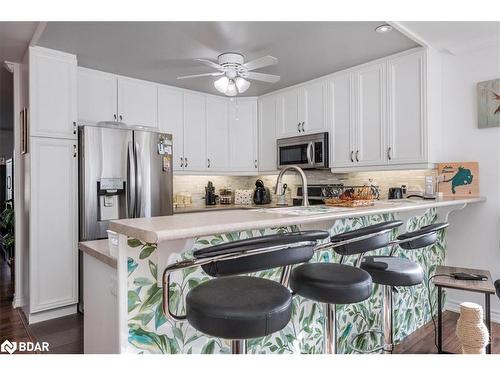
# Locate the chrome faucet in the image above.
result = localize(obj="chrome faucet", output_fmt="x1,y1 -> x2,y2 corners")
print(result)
275,165 -> 309,207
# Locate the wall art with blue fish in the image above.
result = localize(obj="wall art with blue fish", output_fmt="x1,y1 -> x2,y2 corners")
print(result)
438,162 -> 479,197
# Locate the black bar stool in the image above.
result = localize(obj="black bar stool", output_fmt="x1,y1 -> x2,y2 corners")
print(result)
162,230 -> 330,354
290,220 -> 404,354
356,222 -> 449,353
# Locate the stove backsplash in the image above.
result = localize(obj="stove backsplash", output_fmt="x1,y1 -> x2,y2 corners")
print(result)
173,169 -> 436,207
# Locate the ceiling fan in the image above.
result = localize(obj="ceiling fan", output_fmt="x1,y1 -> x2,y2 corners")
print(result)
177,53 -> 280,96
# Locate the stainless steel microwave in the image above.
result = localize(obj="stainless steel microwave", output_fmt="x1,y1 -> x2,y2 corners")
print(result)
277,132 -> 329,169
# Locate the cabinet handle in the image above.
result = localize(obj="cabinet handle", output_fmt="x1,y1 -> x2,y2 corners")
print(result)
185,157 -> 188,168
254,159 -> 258,169
73,121 -> 77,135
119,114 -> 123,121
180,157 -> 184,168
350,151 -> 354,163
207,158 -> 211,168
355,150 -> 359,162
301,122 -> 305,132
297,123 -> 301,132
387,147 -> 392,161
73,144 -> 77,158
114,114 -> 117,120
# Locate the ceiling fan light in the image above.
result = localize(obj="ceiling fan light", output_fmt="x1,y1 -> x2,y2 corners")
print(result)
225,80 -> 237,96
235,77 -> 250,93
214,76 -> 229,93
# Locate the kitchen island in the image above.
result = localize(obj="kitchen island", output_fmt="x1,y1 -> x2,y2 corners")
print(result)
98,197 -> 484,354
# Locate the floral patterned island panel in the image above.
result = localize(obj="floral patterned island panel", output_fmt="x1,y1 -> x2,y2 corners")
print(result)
127,209 -> 445,354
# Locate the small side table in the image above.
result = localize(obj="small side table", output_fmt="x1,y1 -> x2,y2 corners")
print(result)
433,265 -> 496,354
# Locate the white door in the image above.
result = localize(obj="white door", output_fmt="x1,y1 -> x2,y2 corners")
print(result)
77,68 -> 117,124
387,51 -> 427,164
117,77 -> 158,128
276,89 -> 300,137
158,86 -> 184,170
206,96 -> 229,171
229,99 -> 258,171
29,47 -> 77,139
329,74 -> 356,168
355,63 -> 387,166
30,137 -> 78,312
183,93 -> 206,171
299,81 -> 327,134
258,95 -> 278,172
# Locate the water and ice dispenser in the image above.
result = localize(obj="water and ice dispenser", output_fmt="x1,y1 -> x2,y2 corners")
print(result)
97,178 -> 125,221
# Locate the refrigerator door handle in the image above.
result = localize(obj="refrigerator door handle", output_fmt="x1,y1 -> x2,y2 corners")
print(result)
127,141 -> 136,218
134,141 -> 142,218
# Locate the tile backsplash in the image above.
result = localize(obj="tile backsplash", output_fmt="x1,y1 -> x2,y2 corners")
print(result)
173,169 -> 436,207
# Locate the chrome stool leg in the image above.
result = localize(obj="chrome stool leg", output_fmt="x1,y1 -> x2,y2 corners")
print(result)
381,285 -> 393,353
324,303 -> 337,354
231,339 -> 247,354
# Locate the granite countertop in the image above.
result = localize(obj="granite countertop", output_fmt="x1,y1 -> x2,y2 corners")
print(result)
79,239 -> 117,269
109,197 -> 485,244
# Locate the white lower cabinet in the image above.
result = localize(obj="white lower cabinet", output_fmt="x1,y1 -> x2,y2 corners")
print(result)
29,137 -> 78,314
229,99 -> 258,171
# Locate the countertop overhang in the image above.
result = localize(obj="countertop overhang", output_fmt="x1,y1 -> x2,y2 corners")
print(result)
109,197 -> 485,244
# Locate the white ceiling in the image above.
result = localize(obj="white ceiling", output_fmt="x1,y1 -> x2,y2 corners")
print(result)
397,21 -> 500,54
0,21 -> 38,63
36,21 -> 420,96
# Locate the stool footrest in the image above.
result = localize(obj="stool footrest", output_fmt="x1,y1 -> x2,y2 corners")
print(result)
349,329 -> 389,354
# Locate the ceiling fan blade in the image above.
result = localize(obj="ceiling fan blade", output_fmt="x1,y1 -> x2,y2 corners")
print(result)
195,58 -> 224,70
177,72 -> 224,80
243,56 -> 278,71
245,72 -> 280,83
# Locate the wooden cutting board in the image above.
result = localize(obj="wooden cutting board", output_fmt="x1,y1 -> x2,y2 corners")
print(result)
437,162 -> 479,197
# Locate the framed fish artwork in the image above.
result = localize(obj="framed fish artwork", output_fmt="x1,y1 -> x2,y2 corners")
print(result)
437,162 -> 479,197
477,78 -> 500,128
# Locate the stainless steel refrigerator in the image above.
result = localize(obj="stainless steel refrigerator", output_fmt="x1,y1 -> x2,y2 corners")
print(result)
78,124 -> 173,241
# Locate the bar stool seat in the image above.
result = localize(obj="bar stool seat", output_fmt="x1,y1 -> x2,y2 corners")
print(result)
186,276 -> 292,340
290,263 -> 372,304
361,256 -> 423,287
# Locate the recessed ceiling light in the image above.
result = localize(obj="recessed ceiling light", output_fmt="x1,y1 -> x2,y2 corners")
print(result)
375,24 -> 393,33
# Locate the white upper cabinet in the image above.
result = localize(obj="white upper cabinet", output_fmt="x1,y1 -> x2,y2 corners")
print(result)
158,86 -> 184,170
77,68 -> 117,124
277,89 -> 300,137
299,81 -> 327,134
329,73 -> 356,168
206,96 -> 229,171
30,137 -> 78,312
387,50 -> 426,164
117,77 -> 158,128
183,93 -> 206,171
258,95 -> 278,172
29,47 -> 77,139
229,99 -> 258,171
355,62 -> 387,166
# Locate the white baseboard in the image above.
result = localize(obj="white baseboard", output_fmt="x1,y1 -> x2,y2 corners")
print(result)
445,299 -> 500,324
27,304 -> 77,324
12,295 -> 24,308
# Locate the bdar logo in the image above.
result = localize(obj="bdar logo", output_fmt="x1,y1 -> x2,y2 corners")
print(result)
1,339 -> 17,354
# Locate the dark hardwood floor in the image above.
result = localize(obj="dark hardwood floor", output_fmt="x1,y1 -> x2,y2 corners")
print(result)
1,256 -> 498,354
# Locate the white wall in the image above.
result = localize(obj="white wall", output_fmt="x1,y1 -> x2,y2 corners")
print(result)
439,43 -> 500,320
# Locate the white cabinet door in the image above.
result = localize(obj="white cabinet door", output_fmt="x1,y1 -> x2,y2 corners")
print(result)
117,77 -> 158,128
183,93 -> 206,171
355,63 -> 387,166
277,89 -> 300,137
206,96 -> 229,171
77,68 -> 117,124
258,95 -> 278,172
329,74 -> 356,168
387,51 -> 426,164
229,99 -> 258,171
299,81 -> 327,134
30,137 -> 78,312
158,86 -> 184,170
29,47 -> 77,139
